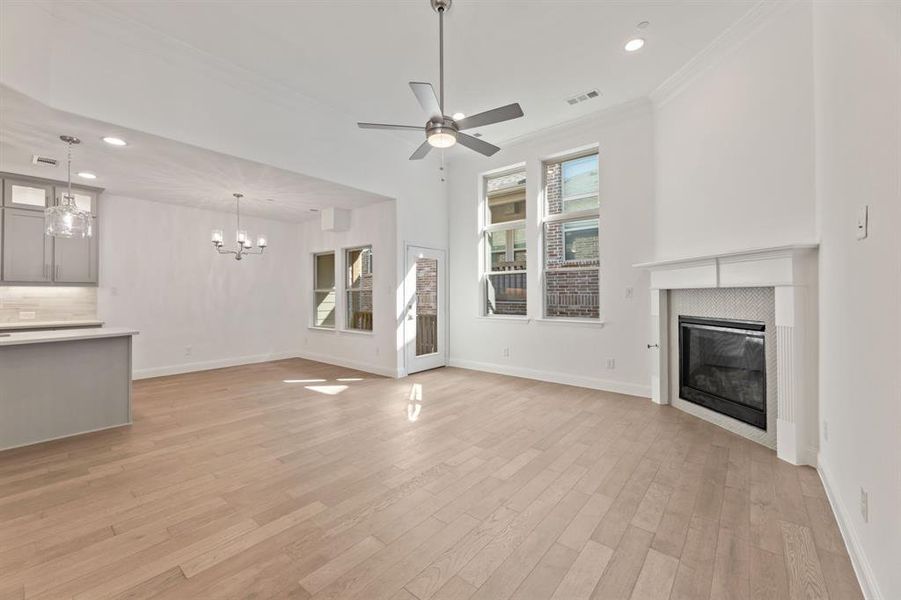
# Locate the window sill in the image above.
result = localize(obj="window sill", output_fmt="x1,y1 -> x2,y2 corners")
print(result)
308,326 -> 336,333
339,328 -> 375,336
533,318 -> 606,328
476,315 -> 531,323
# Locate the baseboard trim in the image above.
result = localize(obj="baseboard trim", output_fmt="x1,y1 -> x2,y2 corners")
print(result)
448,358 -> 651,398
817,457 -> 883,600
296,351 -> 398,378
0,422 -> 131,453
133,352 -> 300,380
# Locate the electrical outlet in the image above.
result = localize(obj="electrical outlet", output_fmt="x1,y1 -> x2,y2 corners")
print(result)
823,420 -> 829,442
503,347 -> 510,358
184,345 -> 192,358
606,358 -> 616,369
625,287 -> 633,299
18,311 -> 36,320
110,286 -> 119,297
860,487 -> 869,523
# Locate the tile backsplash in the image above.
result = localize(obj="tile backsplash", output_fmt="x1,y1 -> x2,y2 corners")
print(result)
0,287 -> 98,323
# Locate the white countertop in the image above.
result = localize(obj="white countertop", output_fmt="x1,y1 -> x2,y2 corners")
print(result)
0,327 -> 138,347
0,320 -> 105,331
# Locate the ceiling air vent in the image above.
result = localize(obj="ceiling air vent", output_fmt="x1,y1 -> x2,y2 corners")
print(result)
32,154 -> 58,167
565,89 -> 601,106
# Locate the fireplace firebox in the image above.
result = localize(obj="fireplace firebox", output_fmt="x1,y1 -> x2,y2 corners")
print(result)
678,316 -> 766,429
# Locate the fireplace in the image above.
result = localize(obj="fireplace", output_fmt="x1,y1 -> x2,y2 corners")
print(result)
678,316 -> 767,429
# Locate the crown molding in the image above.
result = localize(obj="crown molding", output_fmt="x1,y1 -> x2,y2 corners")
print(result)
649,0 -> 798,108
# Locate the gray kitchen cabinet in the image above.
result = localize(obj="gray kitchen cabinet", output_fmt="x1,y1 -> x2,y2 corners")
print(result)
0,173 -> 102,286
52,186 -> 99,284
2,208 -> 53,283
3,177 -> 52,210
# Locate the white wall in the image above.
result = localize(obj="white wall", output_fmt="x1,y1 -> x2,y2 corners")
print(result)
446,102 -> 655,397
813,4 -> 901,599
653,2 -> 817,258
97,195 -> 303,378
297,200 -> 399,377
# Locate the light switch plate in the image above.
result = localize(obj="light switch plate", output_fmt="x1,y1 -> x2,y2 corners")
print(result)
856,205 -> 868,240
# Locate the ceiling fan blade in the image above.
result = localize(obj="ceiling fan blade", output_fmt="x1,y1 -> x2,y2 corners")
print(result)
457,133 -> 501,157
409,140 -> 432,161
410,82 -> 442,119
358,122 -> 424,131
456,103 -> 524,131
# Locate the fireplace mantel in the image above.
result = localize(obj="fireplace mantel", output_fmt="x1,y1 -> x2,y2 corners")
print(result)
635,243 -> 819,466
634,243 -> 819,290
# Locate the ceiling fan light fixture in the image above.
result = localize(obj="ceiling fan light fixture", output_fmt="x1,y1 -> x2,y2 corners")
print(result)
426,120 -> 458,148
428,131 -> 457,148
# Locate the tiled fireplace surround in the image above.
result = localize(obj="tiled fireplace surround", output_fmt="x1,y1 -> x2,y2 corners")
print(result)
636,245 -> 819,466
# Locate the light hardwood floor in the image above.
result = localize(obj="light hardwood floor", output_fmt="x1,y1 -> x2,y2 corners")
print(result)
0,359 -> 862,600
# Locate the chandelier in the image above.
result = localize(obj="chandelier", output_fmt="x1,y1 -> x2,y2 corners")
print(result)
45,135 -> 93,238
211,193 -> 267,260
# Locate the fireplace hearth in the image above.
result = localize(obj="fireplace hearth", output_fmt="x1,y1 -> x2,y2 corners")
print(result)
678,316 -> 767,429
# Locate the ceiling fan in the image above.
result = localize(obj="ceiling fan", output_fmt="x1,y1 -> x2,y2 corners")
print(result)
357,0 -> 524,160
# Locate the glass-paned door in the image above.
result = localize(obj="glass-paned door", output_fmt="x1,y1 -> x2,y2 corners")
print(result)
405,246 -> 446,373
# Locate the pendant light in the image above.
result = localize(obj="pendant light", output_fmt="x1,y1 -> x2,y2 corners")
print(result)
45,136 -> 93,238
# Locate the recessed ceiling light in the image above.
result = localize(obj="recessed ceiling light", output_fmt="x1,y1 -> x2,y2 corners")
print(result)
452,112 -> 465,120
625,38 -> 645,52
102,136 -> 127,146
77,172 -> 97,180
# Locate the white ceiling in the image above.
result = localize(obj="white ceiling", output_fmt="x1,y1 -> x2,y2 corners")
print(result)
0,86 -> 390,222
0,1 -> 756,215
89,0 -> 755,144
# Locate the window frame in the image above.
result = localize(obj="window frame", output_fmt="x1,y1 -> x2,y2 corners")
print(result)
480,164 -> 528,318
343,245 -> 374,333
540,149 -> 602,320
312,251 -> 337,329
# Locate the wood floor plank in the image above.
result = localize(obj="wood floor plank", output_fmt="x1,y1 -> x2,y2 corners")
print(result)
299,535 -> 384,595
550,540 -> 613,600
510,543 -> 578,600
0,360 -> 863,600
749,546 -> 790,600
779,520 -> 830,600
710,527 -> 750,600
628,548 -> 678,600
590,525 -> 653,600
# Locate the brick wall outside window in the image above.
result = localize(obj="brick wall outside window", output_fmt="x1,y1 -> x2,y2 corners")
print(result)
544,159 -> 600,319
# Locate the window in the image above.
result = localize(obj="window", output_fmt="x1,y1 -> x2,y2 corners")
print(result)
483,168 -> 527,316
313,252 -> 336,328
542,152 -> 600,319
345,246 -> 373,331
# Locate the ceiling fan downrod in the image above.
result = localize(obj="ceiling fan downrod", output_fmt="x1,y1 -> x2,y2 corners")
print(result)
431,0 -> 451,115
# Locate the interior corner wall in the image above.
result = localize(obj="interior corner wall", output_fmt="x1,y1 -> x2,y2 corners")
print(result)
97,195 -> 304,378
446,103 -> 654,397
298,200 -> 399,377
653,1 -> 817,259
812,3 -> 901,599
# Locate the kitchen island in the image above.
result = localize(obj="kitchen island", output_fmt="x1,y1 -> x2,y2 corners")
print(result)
0,327 -> 137,451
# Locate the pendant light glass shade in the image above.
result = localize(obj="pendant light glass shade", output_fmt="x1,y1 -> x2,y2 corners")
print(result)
46,136 -> 93,238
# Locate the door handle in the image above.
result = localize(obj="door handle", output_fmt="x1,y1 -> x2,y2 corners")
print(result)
647,343 -> 659,349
